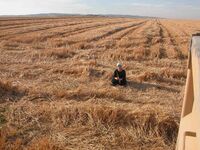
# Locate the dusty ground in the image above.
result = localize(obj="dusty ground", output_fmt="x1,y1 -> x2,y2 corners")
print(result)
0,16 -> 200,149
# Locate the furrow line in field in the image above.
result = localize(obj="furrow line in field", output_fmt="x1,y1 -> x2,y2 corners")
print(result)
159,21 -> 184,59
114,20 -> 149,40
0,18 -> 98,31
39,20 -> 133,42
86,21 -> 148,43
156,20 -> 168,58
0,20 -> 103,40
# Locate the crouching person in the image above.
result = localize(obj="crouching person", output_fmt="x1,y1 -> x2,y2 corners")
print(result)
112,63 -> 127,86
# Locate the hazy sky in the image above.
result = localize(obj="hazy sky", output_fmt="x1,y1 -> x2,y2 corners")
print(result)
0,0 -> 200,19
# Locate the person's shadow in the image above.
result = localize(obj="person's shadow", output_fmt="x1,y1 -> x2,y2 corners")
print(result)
127,80 -> 180,93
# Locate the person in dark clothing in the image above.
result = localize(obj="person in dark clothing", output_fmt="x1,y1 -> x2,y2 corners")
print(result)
112,63 -> 127,86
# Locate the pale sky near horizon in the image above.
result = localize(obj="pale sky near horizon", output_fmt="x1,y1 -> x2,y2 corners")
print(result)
0,0 -> 200,19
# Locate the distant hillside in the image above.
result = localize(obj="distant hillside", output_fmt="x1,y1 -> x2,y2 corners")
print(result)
0,13 -> 158,19
99,14 -> 158,19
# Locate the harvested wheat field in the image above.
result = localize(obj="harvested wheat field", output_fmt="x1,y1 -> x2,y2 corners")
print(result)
0,16 -> 200,150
